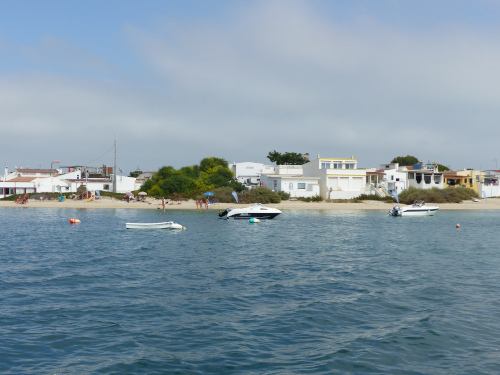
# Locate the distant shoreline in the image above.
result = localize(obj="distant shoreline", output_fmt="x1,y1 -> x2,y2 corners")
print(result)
1,197 -> 499,210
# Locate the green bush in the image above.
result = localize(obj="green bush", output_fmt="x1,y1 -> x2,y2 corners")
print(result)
398,187 -> 478,204
239,187 -> 281,204
278,191 -> 291,200
297,195 -> 323,202
355,194 -> 395,202
200,186 -> 280,204
209,186 -> 239,203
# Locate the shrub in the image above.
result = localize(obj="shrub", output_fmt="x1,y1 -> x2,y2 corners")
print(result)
147,185 -> 164,197
297,195 -> 323,202
210,186 -> 239,203
278,191 -> 291,200
355,194 -> 395,202
239,187 -> 281,204
398,187 -> 478,204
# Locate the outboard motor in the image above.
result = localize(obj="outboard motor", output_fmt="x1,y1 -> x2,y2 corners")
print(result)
389,205 -> 401,216
218,208 -> 232,217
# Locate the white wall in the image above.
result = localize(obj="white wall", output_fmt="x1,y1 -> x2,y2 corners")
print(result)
260,175 -> 320,198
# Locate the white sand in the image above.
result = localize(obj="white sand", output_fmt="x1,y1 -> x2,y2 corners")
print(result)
1,197 -> 499,211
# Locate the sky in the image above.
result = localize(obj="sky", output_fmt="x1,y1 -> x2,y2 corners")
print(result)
2,0 -> 500,174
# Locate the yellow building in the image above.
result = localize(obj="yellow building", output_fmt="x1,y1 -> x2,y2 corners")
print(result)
442,170 -> 485,195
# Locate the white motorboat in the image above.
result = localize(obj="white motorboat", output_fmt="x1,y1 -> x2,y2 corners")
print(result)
126,221 -> 185,229
218,203 -> 281,220
389,200 -> 439,217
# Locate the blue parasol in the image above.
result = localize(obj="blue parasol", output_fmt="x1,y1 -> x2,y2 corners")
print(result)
204,192 -> 214,196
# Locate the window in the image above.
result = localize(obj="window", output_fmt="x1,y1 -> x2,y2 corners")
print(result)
321,163 -> 330,169
333,163 -> 342,169
289,183 -> 293,190
345,164 -> 355,169
298,183 -> 306,189
103,184 -> 110,190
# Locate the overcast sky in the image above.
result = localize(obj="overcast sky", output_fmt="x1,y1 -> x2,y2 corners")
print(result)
2,0 -> 500,173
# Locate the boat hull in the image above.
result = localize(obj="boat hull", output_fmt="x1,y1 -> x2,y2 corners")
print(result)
219,203 -> 281,220
400,208 -> 439,216
389,202 -> 439,217
226,212 -> 281,220
126,221 -> 183,229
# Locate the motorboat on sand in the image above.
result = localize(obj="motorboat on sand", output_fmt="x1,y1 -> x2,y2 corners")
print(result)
389,200 -> 439,217
219,203 -> 281,220
126,221 -> 185,229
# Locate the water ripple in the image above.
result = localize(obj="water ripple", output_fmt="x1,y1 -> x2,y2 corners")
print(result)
1,208 -> 500,374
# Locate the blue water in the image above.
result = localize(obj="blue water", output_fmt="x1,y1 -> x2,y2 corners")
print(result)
1,207 -> 500,374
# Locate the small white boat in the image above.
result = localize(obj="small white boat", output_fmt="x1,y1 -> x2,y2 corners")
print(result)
218,203 -> 281,220
126,221 -> 185,229
389,200 -> 439,217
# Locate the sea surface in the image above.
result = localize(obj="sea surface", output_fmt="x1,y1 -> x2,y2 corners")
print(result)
1,206 -> 500,374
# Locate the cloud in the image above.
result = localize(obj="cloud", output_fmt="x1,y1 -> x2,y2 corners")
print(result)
2,0 -> 500,171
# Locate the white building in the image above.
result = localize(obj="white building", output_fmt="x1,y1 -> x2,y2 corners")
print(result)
478,170 -> 500,198
368,162 -> 444,197
366,163 -> 407,197
0,166 -> 136,198
229,162 -> 275,188
406,163 -> 444,190
261,165 -> 320,198
302,157 -> 367,199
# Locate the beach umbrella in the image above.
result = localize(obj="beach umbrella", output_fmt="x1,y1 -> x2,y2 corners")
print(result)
125,192 -> 134,197
204,192 -> 214,196
138,191 -> 147,196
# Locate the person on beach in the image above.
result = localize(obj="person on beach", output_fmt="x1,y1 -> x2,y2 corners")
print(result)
24,192 -> 29,203
205,198 -> 209,211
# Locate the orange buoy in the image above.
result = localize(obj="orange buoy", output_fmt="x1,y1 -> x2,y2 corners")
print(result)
69,218 -> 81,224
456,223 -> 460,228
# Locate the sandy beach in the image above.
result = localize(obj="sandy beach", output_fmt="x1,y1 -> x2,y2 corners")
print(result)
1,197 -> 499,211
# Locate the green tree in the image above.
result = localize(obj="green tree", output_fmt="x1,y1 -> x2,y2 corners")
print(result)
267,150 -> 309,165
207,166 -> 234,187
129,170 -> 143,178
391,155 -> 419,166
154,166 -> 176,181
142,157 -> 235,197
436,164 -> 450,171
148,184 -> 164,197
140,178 -> 156,192
200,157 -> 228,172
179,165 -> 200,179
161,174 -> 197,195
